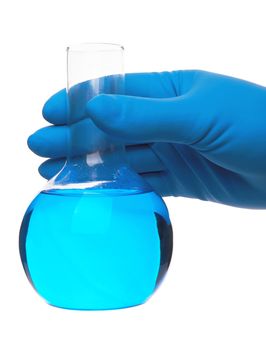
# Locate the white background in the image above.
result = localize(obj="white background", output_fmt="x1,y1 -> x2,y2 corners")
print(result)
1,1 -> 266,349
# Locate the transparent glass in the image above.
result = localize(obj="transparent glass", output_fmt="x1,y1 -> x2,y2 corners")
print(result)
19,43 -> 173,310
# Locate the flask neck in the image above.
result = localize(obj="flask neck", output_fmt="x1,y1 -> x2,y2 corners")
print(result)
44,145 -> 152,193
44,45 -> 152,194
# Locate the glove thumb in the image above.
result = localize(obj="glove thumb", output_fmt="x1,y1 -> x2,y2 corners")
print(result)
86,93 -> 196,144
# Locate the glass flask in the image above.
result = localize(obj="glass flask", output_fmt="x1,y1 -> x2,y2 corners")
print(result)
19,43 -> 173,310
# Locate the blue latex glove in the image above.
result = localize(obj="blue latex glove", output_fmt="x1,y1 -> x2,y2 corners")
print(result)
28,70 -> 266,209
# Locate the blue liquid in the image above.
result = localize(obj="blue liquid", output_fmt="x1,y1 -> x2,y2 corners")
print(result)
19,189 -> 173,310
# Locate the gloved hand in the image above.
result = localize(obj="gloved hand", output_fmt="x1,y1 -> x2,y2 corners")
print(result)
28,70 -> 266,209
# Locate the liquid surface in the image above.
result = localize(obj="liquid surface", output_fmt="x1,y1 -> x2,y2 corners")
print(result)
20,189 -> 173,310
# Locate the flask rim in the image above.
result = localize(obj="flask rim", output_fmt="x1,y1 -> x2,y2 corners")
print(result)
67,42 -> 124,53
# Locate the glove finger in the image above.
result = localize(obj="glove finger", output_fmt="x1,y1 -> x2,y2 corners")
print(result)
27,124 -> 69,158
43,82 -> 99,125
42,89 -> 68,125
38,144 -> 165,179
87,92 -> 197,144
28,115 -> 164,159
27,119 -> 109,158
125,71 -> 179,98
42,70 -> 196,125
39,158 -> 66,179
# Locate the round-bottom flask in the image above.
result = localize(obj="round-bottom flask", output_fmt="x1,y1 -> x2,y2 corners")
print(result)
19,43 -> 173,310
